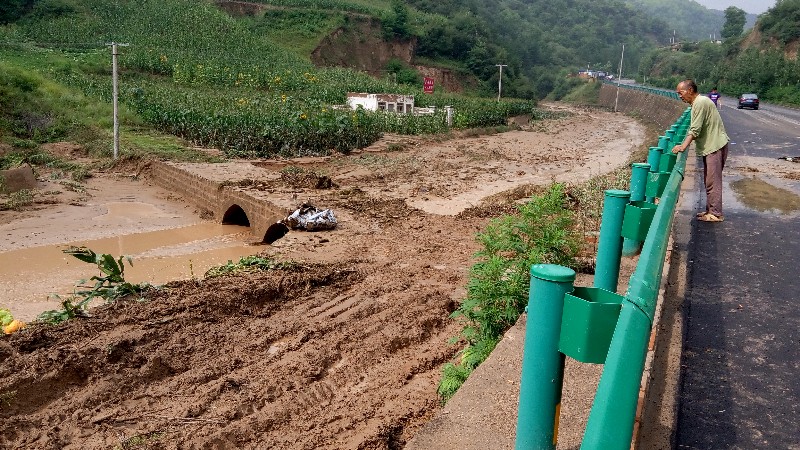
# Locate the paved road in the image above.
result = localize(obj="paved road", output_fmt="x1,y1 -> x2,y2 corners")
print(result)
675,99 -> 800,449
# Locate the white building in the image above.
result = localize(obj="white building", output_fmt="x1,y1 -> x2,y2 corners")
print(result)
346,93 -> 415,114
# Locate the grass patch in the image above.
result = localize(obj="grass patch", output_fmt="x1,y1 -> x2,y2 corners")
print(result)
204,255 -> 295,278
1,189 -> 35,211
121,131 -> 221,163
0,391 -> 17,410
113,431 -> 165,450
562,80 -> 602,105
243,9 -> 347,58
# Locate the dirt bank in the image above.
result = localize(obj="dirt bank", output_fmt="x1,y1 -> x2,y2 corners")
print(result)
0,104 -> 645,449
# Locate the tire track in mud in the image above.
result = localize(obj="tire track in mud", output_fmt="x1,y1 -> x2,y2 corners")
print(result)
1,258 -> 462,449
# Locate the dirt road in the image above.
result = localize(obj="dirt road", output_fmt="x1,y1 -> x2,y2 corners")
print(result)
0,104 -> 645,449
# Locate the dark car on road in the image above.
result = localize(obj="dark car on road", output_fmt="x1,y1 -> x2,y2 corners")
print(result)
738,93 -> 760,110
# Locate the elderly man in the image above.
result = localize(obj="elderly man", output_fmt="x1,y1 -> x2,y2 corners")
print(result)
672,79 -> 730,222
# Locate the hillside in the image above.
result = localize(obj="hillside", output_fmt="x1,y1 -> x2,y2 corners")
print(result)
623,0 -> 757,42
195,0 -> 670,98
404,0 -> 668,98
1,0 -> 672,99
637,0 -> 800,105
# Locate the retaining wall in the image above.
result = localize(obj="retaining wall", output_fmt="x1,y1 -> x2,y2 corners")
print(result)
598,84 -> 686,131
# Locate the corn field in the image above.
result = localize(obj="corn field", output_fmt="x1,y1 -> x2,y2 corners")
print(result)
3,0 -> 536,157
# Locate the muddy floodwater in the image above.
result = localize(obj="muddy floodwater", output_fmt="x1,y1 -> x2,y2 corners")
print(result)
0,222 -> 258,321
730,176 -> 800,214
0,175 -> 261,321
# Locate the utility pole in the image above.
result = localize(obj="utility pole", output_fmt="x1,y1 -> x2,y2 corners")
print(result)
614,43 -> 625,113
496,64 -> 507,101
107,42 -> 129,160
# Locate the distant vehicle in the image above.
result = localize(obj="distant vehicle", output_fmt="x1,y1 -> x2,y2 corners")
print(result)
738,93 -> 759,110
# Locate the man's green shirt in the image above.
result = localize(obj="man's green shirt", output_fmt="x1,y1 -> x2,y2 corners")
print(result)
689,95 -> 729,156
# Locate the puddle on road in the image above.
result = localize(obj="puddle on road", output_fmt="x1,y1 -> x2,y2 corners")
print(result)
0,222 -> 260,321
730,177 -> 800,214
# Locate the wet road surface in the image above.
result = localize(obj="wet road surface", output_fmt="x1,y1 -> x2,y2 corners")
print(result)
675,100 -> 800,449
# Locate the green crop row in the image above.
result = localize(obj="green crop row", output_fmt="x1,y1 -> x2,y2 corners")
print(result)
239,0 -> 387,16
3,0 -> 536,157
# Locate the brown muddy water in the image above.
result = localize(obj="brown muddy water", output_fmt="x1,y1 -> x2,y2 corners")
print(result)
730,177 -> 800,214
0,222 -> 259,321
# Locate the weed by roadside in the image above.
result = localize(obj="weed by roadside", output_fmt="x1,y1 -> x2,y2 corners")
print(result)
439,183 -> 580,401
439,164 -> 634,401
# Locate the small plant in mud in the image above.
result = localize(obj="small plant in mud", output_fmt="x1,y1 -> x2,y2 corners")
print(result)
37,295 -> 91,325
0,390 -> 17,410
279,166 -> 334,189
114,431 -> 165,450
439,183 -> 580,402
204,255 -> 295,278
385,142 -> 406,152
37,246 -> 151,325
1,189 -> 34,210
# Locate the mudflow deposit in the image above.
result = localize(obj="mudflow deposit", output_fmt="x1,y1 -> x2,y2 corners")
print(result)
0,104 -> 645,449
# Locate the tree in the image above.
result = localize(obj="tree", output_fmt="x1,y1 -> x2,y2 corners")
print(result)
381,0 -> 411,40
0,0 -> 34,24
721,6 -> 746,40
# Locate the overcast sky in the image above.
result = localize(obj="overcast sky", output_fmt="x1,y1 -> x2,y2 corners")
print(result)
692,0 -> 775,14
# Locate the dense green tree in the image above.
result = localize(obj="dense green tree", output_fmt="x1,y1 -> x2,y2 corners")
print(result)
721,6 -> 746,39
759,0 -> 800,43
381,0 -> 411,40
0,0 -> 34,24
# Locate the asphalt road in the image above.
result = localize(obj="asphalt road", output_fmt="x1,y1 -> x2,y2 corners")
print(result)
675,99 -> 800,449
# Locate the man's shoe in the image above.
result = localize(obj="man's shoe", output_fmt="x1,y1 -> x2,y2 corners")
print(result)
698,212 -> 724,222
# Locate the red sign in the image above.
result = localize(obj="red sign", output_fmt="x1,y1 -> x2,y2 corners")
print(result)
423,77 -> 434,94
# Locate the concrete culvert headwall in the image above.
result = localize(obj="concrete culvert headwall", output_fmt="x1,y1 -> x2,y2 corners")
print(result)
150,162 -> 287,243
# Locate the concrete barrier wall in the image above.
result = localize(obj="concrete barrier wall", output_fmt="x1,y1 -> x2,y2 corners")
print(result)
598,84 -> 686,131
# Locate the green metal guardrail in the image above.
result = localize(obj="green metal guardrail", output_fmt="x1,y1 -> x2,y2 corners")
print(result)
604,80 -> 679,99
515,101 -> 691,449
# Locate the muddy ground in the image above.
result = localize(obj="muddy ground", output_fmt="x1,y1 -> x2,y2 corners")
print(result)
1,104 -> 645,449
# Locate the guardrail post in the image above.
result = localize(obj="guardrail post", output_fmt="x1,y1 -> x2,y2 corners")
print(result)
665,129 -> 675,149
645,147 -> 662,203
657,135 -> 669,152
515,264 -> 576,450
594,190 -> 630,292
622,163 -> 651,256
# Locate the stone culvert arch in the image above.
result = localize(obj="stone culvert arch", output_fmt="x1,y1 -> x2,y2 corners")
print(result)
151,162 -> 288,244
